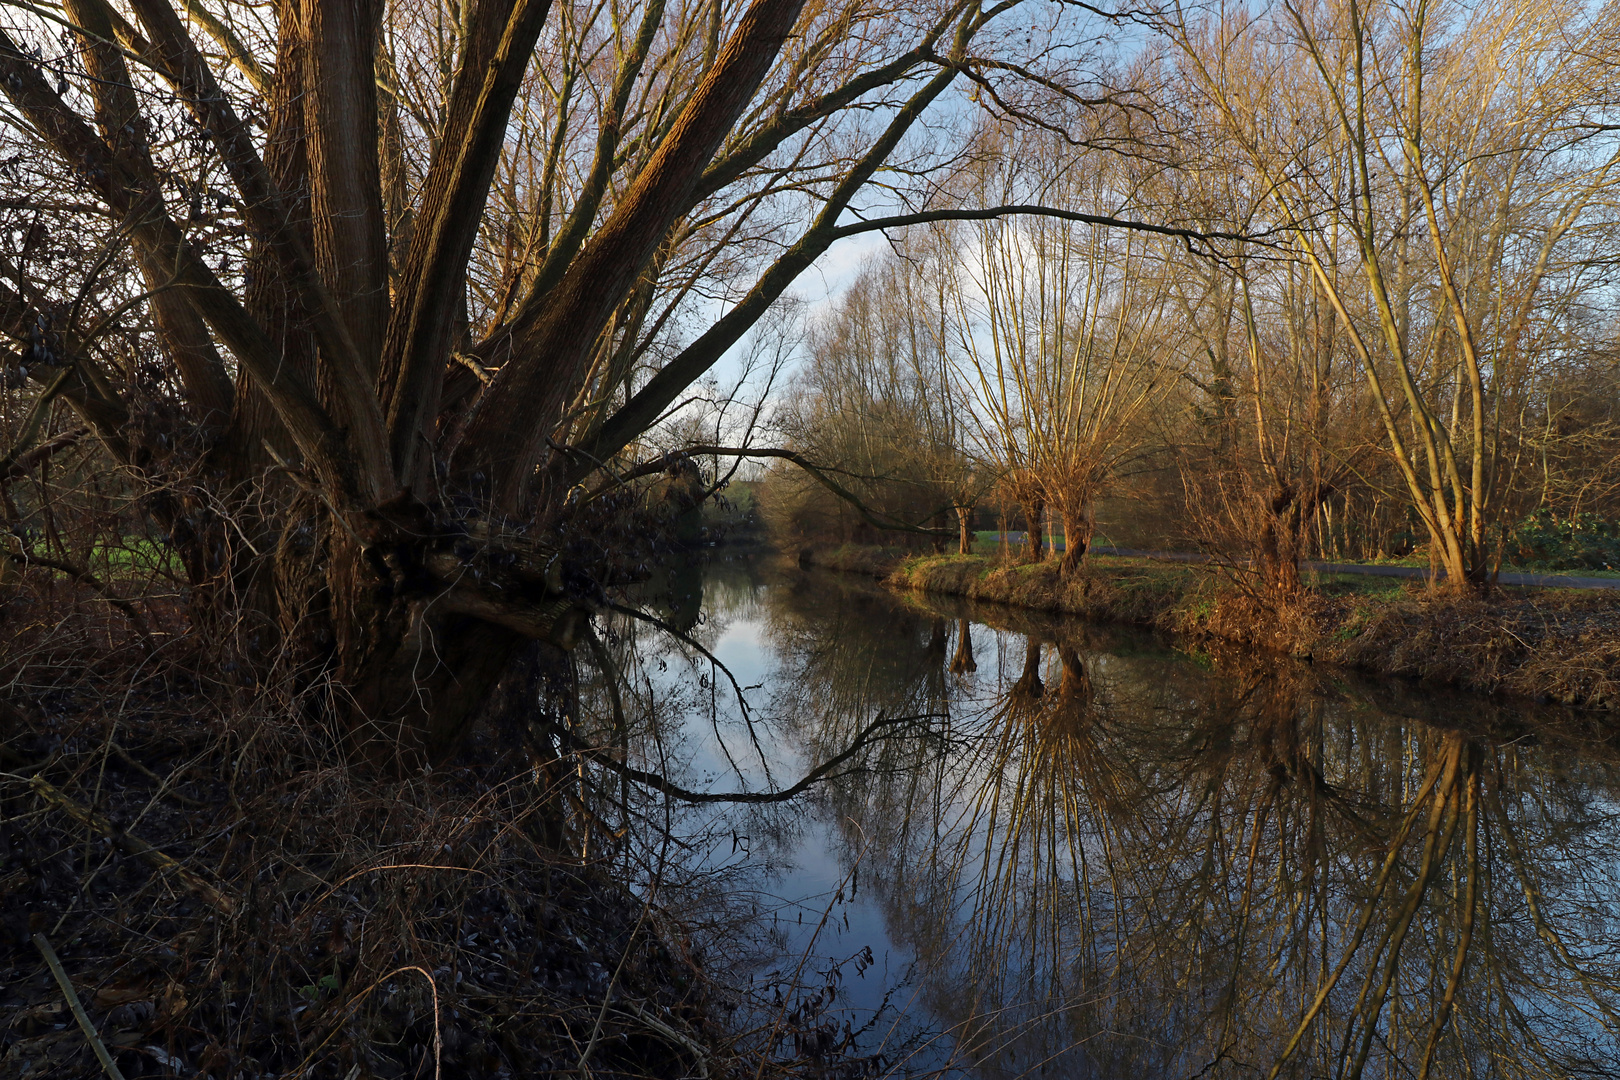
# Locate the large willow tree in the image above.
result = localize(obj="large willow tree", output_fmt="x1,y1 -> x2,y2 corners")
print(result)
0,0 -> 1133,766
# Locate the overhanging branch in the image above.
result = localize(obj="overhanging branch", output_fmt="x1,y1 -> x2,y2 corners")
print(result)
593,445 -> 957,538
559,711 -> 944,803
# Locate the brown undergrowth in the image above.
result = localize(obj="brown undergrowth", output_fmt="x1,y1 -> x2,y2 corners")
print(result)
0,578 -> 890,1079
799,545 -> 1620,711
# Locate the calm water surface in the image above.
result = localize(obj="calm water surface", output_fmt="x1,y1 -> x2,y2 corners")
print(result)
611,553 -> 1620,1078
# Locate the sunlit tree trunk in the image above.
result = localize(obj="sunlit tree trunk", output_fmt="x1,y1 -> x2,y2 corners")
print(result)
1025,497 -> 1047,563
1058,502 -> 1093,579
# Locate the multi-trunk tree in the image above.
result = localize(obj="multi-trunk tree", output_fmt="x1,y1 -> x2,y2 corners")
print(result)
1164,0 -> 1620,591
0,0 -> 1135,766
945,131 -> 1179,577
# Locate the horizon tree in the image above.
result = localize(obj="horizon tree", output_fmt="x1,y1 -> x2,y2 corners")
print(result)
943,127 -> 1181,577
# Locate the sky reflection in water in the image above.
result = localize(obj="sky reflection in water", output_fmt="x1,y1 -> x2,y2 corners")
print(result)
631,554 -> 1620,1079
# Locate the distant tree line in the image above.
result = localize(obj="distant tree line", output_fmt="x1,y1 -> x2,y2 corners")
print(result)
765,0 -> 1620,592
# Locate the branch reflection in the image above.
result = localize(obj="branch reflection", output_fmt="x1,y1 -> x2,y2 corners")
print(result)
766,579 -> 1620,1078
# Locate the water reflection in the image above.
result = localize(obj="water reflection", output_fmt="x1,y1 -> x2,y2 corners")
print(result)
725,562 -> 1620,1078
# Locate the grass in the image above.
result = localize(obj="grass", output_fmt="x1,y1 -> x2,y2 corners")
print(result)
92,537 -> 184,578
796,540 -> 1620,711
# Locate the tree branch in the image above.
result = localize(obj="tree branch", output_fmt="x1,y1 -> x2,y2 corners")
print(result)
0,26 -> 364,503
465,0 -> 811,512
381,0 -> 555,486
559,710 -> 943,804
594,445 -> 955,537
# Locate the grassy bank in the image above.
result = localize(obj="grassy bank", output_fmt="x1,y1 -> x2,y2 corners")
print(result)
799,545 -> 1620,710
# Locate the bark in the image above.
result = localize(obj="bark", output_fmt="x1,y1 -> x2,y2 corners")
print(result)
1058,504 -> 1094,579
300,0 -> 389,379
1256,479 -> 1315,598
957,505 -> 974,555
465,0 -> 809,513
62,0 -> 235,426
1024,498 -> 1046,563
380,0 -> 555,486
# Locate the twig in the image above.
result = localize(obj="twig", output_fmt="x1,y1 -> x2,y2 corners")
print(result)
616,1001 -> 710,1078
27,775 -> 235,914
2,548 -> 153,643
1,423 -> 87,481
32,931 -> 128,1080
559,711 -> 943,804
290,966 -> 441,1080
0,366 -> 72,476
108,743 -> 208,808
587,445 -> 955,538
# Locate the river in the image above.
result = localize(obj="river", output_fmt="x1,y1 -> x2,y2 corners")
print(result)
599,552 -> 1620,1078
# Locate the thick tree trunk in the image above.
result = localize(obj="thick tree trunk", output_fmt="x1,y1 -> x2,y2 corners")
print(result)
1257,480 -> 1307,598
1024,499 -> 1045,563
949,618 -> 976,674
1012,640 -> 1043,699
1056,645 -> 1092,709
1058,504 -> 1093,579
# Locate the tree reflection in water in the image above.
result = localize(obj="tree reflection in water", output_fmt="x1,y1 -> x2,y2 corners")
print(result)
762,571 -> 1620,1079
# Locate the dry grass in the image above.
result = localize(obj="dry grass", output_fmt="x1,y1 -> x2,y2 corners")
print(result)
883,551 -> 1211,631
0,622 -> 715,1079
0,573 -> 895,1079
1322,590 -> 1620,707
805,543 -> 1620,712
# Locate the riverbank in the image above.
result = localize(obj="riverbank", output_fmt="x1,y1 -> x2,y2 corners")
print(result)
797,544 -> 1620,710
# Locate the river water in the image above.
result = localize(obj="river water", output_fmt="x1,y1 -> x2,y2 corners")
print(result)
605,552 -> 1620,1078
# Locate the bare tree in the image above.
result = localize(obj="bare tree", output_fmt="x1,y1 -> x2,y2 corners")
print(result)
944,130 -> 1180,577
0,0 -> 1141,767
767,251 -> 980,550
1163,0 -> 1620,591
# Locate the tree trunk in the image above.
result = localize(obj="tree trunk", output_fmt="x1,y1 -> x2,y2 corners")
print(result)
1024,498 -> 1045,563
1058,503 -> 1093,579
1257,480 -> 1306,598
957,505 -> 974,555
1056,645 -> 1092,709
1012,640 -> 1043,699
949,618 -> 976,674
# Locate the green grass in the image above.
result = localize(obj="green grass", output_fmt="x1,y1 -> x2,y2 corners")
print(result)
90,537 -> 183,579
972,529 -> 1069,545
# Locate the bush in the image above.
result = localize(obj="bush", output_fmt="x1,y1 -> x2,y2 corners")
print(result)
1506,509 -> 1620,571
